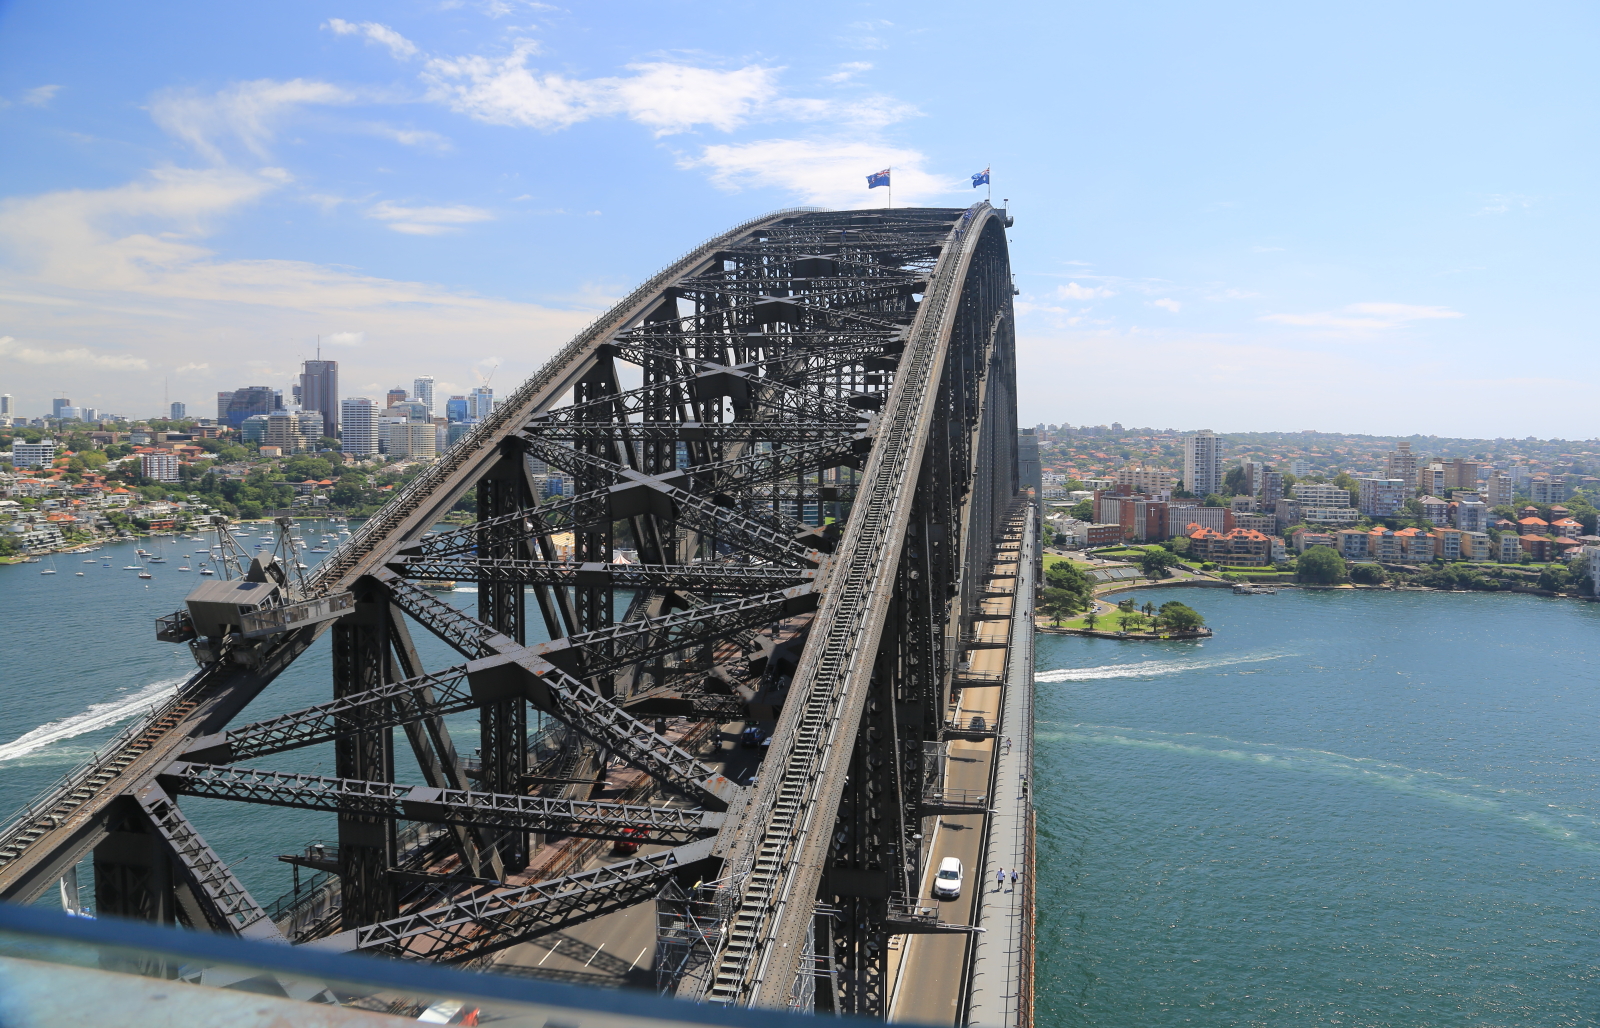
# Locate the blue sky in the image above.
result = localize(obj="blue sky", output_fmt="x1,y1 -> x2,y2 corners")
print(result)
1,1 -> 1596,437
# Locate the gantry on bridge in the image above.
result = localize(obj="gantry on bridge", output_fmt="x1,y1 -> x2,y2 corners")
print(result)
0,204 -> 1031,1020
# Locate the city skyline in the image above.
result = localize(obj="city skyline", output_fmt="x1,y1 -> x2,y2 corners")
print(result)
3,4 -> 1599,437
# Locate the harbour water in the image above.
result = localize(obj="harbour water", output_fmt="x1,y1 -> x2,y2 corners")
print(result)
1035,585 -> 1600,1026
0,522 -> 521,912
4,551 -> 1599,1023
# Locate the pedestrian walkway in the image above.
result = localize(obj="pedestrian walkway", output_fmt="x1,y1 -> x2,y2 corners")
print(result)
966,504 -> 1036,1028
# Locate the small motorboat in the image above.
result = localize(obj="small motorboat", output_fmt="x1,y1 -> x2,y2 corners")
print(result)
178,566 -> 191,572
82,559 -> 97,564
39,568 -> 56,576
75,572 -> 84,576
123,565 -> 143,571
199,568 -> 215,576
137,571 -> 153,579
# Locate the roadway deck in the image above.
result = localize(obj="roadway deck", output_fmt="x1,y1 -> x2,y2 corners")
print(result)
887,506 -> 1035,1026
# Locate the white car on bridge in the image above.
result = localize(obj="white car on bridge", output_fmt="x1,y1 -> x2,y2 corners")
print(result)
932,857 -> 964,899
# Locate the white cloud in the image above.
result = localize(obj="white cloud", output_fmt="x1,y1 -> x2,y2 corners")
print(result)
1480,193 -> 1534,215
0,169 -> 589,418
1152,298 -> 1182,312
366,201 -> 494,235
369,124 -> 452,150
612,63 -> 778,135
685,138 -> 954,208
1056,282 -> 1115,300
22,85 -> 60,108
0,335 -> 148,371
324,19 -> 419,60
823,62 -> 873,84
420,45 -> 779,136
150,78 -> 353,162
322,331 -> 365,347
1261,302 -> 1463,331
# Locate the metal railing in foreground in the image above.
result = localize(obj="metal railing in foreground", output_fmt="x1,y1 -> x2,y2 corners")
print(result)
0,901 -> 918,1028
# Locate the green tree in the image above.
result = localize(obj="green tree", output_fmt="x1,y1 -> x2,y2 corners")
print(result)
1038,587 -> 1083,626
1116,597 -> 1136,613
1117,611 -> 1146,633
1083,610 -> 1099,631
1137,547 -> 1181,579
1067,498 -> 1093,521
1044,561 -> 1094,611
1349,563 -> 1386,585
1538,565 -> 1573,593
1155,601 -> 1205,633
1296,545 -> 1346,584
1222,466 -> 1249,495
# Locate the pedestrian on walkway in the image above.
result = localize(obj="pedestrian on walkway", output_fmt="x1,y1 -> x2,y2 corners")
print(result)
996,869 -> 1004,890
1004,736 -> 1012,753
1010,869 -> 1019,887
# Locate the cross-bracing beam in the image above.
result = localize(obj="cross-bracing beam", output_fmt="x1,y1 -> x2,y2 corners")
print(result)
312,839 -> 716,962
162,763 -> 723,844
394,557 -> 819,594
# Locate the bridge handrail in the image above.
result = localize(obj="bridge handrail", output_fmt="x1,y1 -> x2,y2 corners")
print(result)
305,206 -> 825,596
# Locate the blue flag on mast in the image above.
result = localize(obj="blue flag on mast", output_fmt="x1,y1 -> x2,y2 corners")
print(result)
866,168 -> 890,189
971,167 -> 990,188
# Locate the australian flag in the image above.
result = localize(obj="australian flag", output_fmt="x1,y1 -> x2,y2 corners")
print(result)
972,167 -> 990,188
866,168 -> 890,189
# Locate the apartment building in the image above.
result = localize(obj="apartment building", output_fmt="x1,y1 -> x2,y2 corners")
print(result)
1183,429 -> 1222,496
1454,500 -> 1488,533
1289,527 -> 1336,553
1357,478 -> 1406,517
1394,527 -> 1433,562
1442,459 -> 1482,490
1366,528 -> 1402,562
1484,471 -> 1514,508
1460,531 -> 1493,560
1386,442 -> 1424,490
1552,517 -> 1583,539
1429,527 -> 1463,560
1169,505 -> 1234,535
1291,483 -> 1354,508
1336,529 -> 1369,560
1095,495 -> 1169,543
1188,526 -> 1274,566
1113,466 -> 1175,495
1417,495 -> 1449,524
1234,513 -> 1276,534
139,452 -> 180,482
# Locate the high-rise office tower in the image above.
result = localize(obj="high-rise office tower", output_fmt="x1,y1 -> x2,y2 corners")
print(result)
412,376 -> 435,417
468,386 -> 494,419
217,386 -> 278,428
1183,429 -> 1223,497
170,401 -> 187,420
445,395 -> 469,422
300,359 -> 339,440
0,395 -> 11,417
52,398 -> 71,418
387,387 -> 408,408
340,397 -> 379,457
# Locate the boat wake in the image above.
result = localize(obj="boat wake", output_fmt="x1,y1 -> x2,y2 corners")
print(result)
1037,724 -> 1600,852
0,678 -> 181,763
1036,651 -> 1288,682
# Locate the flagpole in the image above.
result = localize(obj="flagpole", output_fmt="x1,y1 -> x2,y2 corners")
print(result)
987,166 -> 992,203
887,168 -> 891,210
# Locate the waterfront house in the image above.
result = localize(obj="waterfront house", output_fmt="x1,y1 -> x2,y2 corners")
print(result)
1430,528 -> 1463,561
1499,532 -> 1525,562
1290,527 -> 1336,553
1366,527 -> 1402,562
1460,531 -> 1493,560
1187,525 -> 1273,566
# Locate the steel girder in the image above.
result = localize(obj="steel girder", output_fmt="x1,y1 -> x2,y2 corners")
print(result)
401,474 -> 824,568
197,585 -> 818,764
393,556 -> 819,593
131,781 -> 285,941
162,764 -> 723,844
313,839 -> 716,962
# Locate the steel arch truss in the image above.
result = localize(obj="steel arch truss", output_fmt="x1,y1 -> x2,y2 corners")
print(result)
0,206 -> 1017,1016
